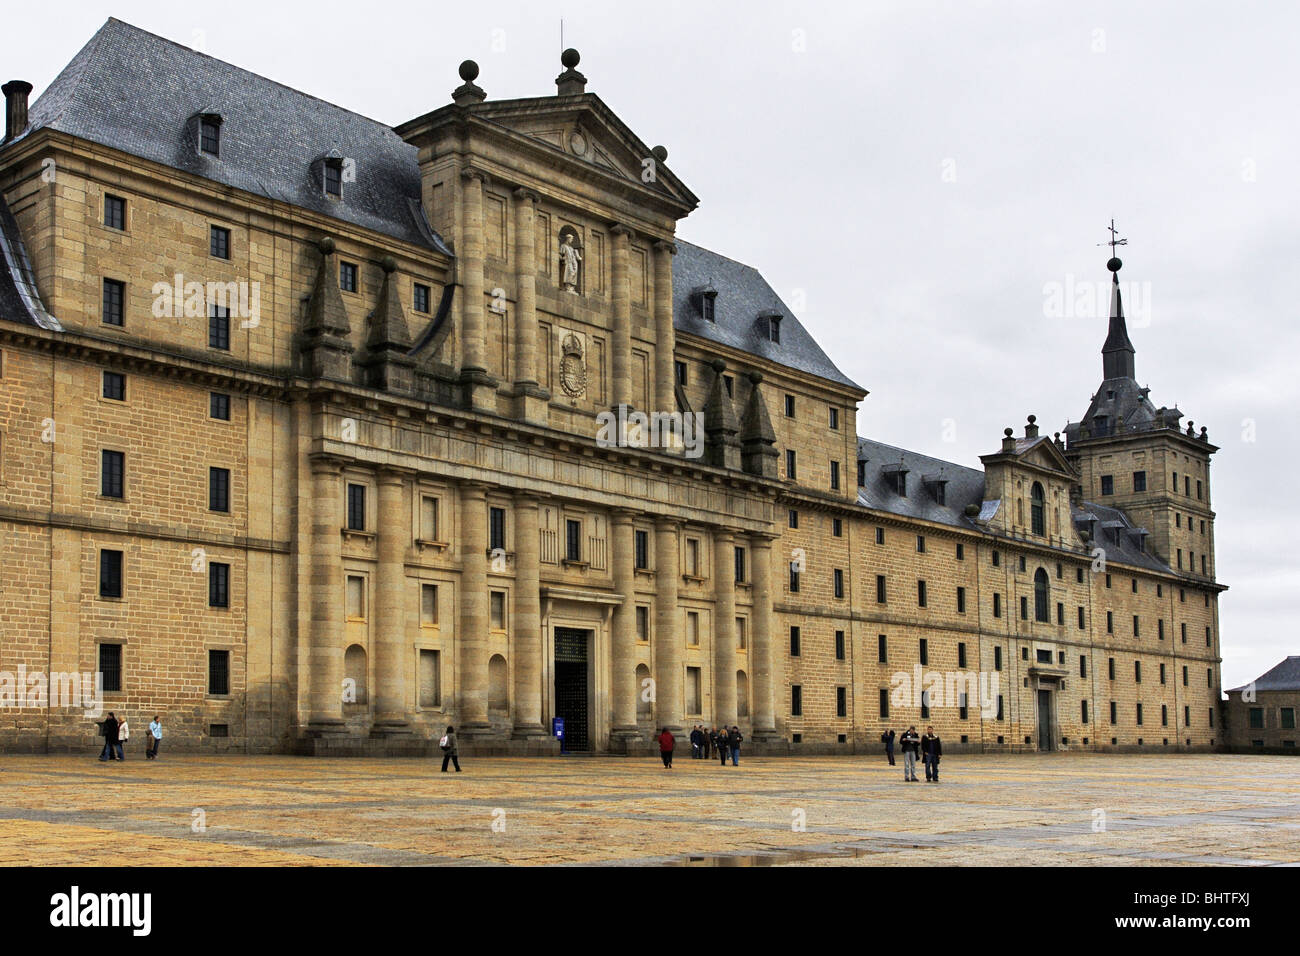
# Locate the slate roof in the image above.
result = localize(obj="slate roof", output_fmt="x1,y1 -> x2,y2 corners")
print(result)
673,241 -> 862,392
1230,657 -> 1300,693
0,196 -> 62,330
855,437 -> 986,529
1072,500 -> 1171,573
11,18 -> 449,254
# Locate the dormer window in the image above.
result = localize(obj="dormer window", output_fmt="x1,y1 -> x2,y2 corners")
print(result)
690,285 -> 717,321
923,475 -> 948,506
883,464 -> 908,497
199,114 -> 222,156
769,315 -> 781,343
701,295 -> 715,322
324,158 -> 344,198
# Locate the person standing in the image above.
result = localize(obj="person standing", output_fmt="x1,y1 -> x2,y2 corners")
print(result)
882,729 -> 896,766
900,725 -> 920,781
440,725 -> 461,772
715,728 -> 728,766
727,725 -> 743,766
115,715 -> 129,761
657,727 -> 675,768
147,716 -> 162,759
98,713 -> 118,762
702,727 -> 713,760
922,725 -> 942,782
690,725 -> 703,759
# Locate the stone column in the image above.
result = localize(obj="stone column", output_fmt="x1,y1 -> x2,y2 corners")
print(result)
459,168 -> 496,408
512,492 -> 545,737
609,509 -> 640,746
611,224 -> 633,412
713,529 -> 738,728
652,240 -> 677,417
308,459 -> 345,732
372,470 -> 411,733
654,518 -> 683,732
457,482 -> 492,733
750,532 -> 779,739
512,188 -> 549,424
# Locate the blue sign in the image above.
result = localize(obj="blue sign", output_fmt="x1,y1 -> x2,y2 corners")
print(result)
552,717 -> 565,738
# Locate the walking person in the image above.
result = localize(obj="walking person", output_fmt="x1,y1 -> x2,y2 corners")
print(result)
98,712 -> 119,762
882,728 -> 896,766
439,725 -> 461,772
727,725 -> 743,766
900,725 -> 920,781
657,727 -> 675,768
115,715 -> 129,761
922,725 -> 942,782
147,716 -> 162,759
715,727 -> 728,766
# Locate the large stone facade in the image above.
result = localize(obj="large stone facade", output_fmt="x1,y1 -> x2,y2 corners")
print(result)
0,20 -> 1225,755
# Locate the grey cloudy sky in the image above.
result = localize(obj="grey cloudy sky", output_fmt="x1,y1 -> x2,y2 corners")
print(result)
9,0 -> 1295,690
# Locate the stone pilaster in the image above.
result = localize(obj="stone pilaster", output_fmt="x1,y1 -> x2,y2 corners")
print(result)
653,240 -> 677,416
713,529 -> 738,728
307,459 -> 345,732
609,509 -> 641,747
654,518 -> 683,732
512,188 -> 550,424
749,532 -> 779,739
458,481 -> 492,733
459,168 -> 498,408
512,492 -> 546,737
372,470 -> 411,734
611,223 -> 633,413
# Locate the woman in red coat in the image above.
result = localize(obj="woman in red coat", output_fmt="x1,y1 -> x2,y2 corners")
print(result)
657,728 -> 675,769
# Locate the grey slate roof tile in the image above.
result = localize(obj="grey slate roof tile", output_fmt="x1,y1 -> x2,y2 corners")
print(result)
1230,657 -> 1300,693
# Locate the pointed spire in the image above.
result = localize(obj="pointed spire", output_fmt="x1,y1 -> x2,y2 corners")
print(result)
703,359 -> 741,470
300,237 -> 354,382
739,371 -> 779,478
358,256 -> 415,394
1101,254 -> 1135,380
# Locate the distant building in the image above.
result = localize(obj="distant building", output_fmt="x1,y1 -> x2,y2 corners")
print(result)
1224,658 -> 1300,753
0,19 -> 1226,754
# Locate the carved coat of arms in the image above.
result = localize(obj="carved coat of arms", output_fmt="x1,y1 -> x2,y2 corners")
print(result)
559,331 -> 587,398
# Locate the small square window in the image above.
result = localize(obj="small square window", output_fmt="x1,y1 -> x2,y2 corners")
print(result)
413,283 -> 431,314
102,371 -> 126,401
340,261 -> 358,293
210,392 -> 231,421
104,195 -> 126,231
210,225 -> 231,259
1100,475 -> 1114,496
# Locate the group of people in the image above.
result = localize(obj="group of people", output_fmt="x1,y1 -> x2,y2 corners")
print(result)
96,713 -> 163,761
880,725 -> 942,782
659,725 -> 743,768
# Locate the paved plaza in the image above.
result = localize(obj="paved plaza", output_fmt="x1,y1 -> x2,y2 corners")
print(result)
0,752 -> 1296,866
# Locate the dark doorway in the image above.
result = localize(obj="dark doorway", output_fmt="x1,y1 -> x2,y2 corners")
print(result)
1037,689 -> 1053,752
554,628 -> 590,752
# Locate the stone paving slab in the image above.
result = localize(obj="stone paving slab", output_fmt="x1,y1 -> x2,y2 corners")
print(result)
0,752 -> 1296,866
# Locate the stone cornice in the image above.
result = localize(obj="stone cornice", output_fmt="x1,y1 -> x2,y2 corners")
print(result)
0,504 -> 290,554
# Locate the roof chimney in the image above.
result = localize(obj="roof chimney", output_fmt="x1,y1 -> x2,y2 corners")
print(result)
556,48 -> 586,95
2,80 -> 33,142
1001,427 -> 1016,453
1025,414 -> 1039,439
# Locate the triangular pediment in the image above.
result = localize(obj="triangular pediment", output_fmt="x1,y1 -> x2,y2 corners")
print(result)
1019,437 -> 1076,476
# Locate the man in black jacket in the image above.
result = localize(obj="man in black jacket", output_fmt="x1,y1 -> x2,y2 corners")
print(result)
899,726 -> 920,781
98,713 -> 119,762
921,726 -> 942,782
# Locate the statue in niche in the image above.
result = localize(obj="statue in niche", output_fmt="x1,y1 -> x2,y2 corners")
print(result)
559,231 -> 582,294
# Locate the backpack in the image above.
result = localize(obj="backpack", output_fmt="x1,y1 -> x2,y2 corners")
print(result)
439,735 -> 450,750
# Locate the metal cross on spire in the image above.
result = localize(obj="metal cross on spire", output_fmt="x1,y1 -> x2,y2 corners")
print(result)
1099,218 -> 1127,251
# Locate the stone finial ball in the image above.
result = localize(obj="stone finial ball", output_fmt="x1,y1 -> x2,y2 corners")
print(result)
748,370 -> 764,385
1107,256 -> 1122,273
381,255 -> 397,274
1004,428 -> 1014,437
317,237 -> 336,255
652,145 -> 668,163
459,60 -> 480,83
711,358 -> 726,373
561,48 -> 581,69
1027,414 -> 1036,424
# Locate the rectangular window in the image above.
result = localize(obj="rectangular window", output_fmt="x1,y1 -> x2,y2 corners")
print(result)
1079,655 -> 1087,678
789,565 -> 800,592
1133,470 -> 1146,492
675,360 -> 687,385
784,394 -> 795,417
419,650 -> 441,707
209,467 -> 231,513
420,496 -> 439,542
102,371 -> 126,401
1248,707 -> 1264,729
490,590 -> 506,630
1110,701 -> 1117,724
565,519 -> 581,561
210,225 -> 231,259
993,593 -> 1002,618
875,527 -> 885,545
876,575 -> 886,604
208,562 -> 230,608
208,649 -> 230,695
101,449 -> 124,499
830,460 -> 840,490
786,449 -> 797,480
685,611 -> 699,646
832,518 -> 842,537
637,606 -> 651,642
958,642 -> 967,668
1077,567 -> 1084,584
200,118 -> 221,156
99,550 -> 123,599
791,685 -> 802,717
210,392 -> 231,420
1134,661 -> 1142,683
997,695 -> 1005,721
346,575 -> 366,620
788,509 -> 799,529
994,646 -> 1002,671
685,538 -> 700,576
1206,626 -> 1212,647
833,568 -> 844,599
1197,479 -> 1203,500
209,306 -> 231,350
420,583 -> 438,626
1159,663 -> 1166,685
879,687 -> 889,719
789,626 -> 801,657
917,579 -> 927,607
413,283 -> 431,314
836,686 -> 847,718
1057,603 -> 1064,625
1108,657 -> 1115,680
1037,648 -> 1052,664
1133,614 -> 1140,638
102,278 -> 125,327
834,630 -> 845,661
325,161 -> 342,197
489,506 -> 506,552
686,667 -> 701,715
920,691 -> 930,720
104,194 -> 126,230
919,638 -> 929,666
734,616 -> 745,649
829,407 -> 839,430
1106,611 -> 1114,634
734,546 -> 746,583
956,543 -> 965,560
340,261 -> 358,293
1082,700 -> 1089,724
1282,708 -> 1296,730
1100,475 -> 1114,496
1136,703 -> 1144,725
99,643 -> 123,692
959,693 -> 968,720
957,586 -> 966,613
635,529 -> 649,570
347,484 -> 366,531
1078,606 -> 1085,629
1020,596 -> 1028,620
878,634 -> 888,663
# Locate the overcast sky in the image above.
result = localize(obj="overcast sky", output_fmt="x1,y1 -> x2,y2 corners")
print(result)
9,0 -> 1295,690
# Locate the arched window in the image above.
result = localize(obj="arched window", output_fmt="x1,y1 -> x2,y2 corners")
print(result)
344,644 -> 367,706
1034,568 -> 1050,623
635,664 -> 652,719
488,654 -> 508,712
1031,482 -> 1046,536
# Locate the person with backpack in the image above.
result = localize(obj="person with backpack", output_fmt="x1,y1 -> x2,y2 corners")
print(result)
439,725 -> 461,772
899,725 -> 921,781
921,725 -> 942,782
97,713 -> 119,762
727,725 -> 743,766
657,727 -> 675,768
882,728 -> 896,766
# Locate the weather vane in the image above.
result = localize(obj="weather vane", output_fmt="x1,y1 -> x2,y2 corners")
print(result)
1099,218 -> 1127,272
